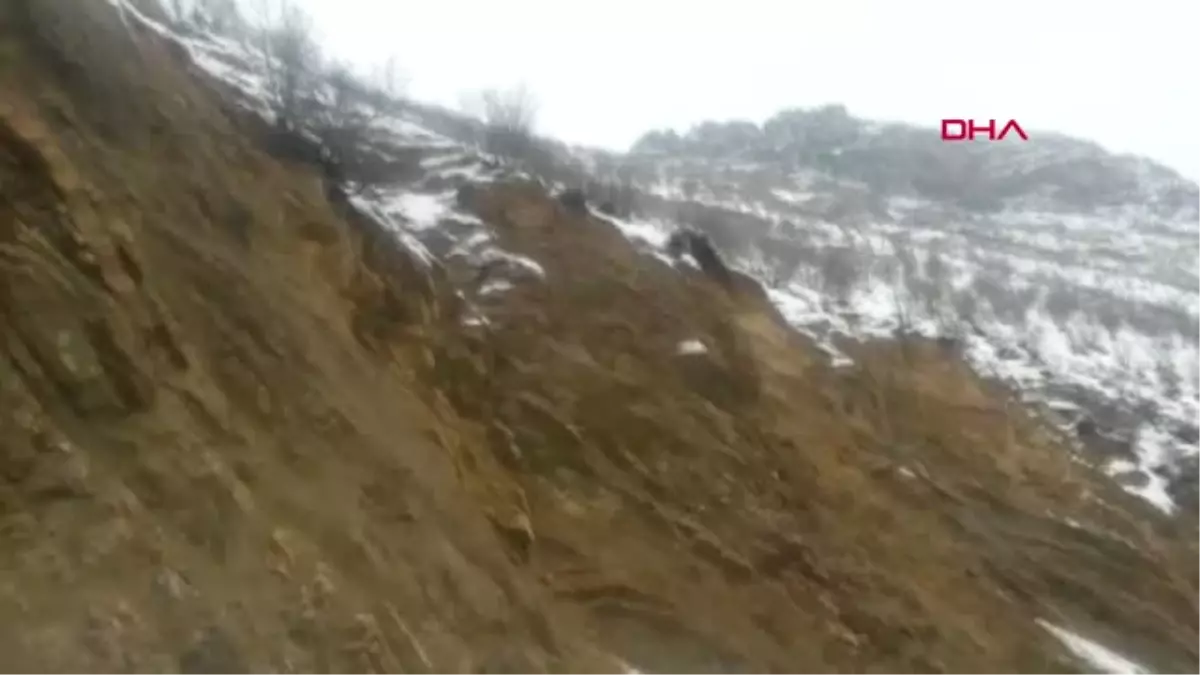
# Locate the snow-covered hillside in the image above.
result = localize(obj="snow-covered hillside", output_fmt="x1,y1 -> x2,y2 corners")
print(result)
615,111 -> 1199,512
113,0 -> 1198,515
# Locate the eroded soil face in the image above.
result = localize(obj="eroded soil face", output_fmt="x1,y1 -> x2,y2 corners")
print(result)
0,1 -> 1196,672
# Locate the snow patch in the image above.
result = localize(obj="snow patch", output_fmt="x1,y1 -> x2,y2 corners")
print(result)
596,212 -> 672,249
383,191 -> 454,231
1102,425 -> 1177,514
478,249 -> 546,279
771,187 -> 816,205
346,195 -> 434,267
676,339 -> 708,355
479,278 -> 514,296
1037,620 -> 1149,674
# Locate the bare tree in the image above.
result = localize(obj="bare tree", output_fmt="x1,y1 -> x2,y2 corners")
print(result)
466,84 -> 539,162
199,0 -> 243,34
605,164 -> 640,217
950,287 -> 981,338
922,243 -> 958,332
369,56 -> 405,111
255,0 -> 322,131
1157,356 -> 1183,400
890,234 -> 921,287
308,63 -> 372,176
889,238 -> 919,344
167,0 -> 188,22
817,245 -> 862,307
762,239 -> 806,288
244,1 -> 412,192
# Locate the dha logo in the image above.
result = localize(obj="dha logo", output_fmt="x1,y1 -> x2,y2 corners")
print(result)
941,119 -> 1029,142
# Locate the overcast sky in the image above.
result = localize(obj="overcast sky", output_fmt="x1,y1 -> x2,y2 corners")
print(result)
293,0 -> 1199,180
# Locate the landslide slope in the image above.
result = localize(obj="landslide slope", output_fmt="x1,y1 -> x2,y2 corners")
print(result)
0,1 -> 1195,673
617,110 -> 1200,512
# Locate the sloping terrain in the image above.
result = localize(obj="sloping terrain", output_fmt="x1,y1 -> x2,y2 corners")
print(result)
612,111 -> 1200,514
150,2 -> 1200,518
0,1 -> 1196,673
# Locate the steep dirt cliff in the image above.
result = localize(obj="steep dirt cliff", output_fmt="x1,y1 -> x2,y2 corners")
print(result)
0,1 -> 1196,673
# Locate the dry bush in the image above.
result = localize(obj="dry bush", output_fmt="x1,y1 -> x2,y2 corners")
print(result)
307,62 -> 408,187
816,245 -> 862,306
1157,357 -> 1184,400
968,270 -> 1041,324
886,238 -> 923,350
258,2 -> 323,133
577,161 -> 642,218
168,0 -> 247,35
760,238 -> 808,288
1042,280 -> 1084,323
921,243 -> 966,335
465,84 -> 539,163
891,235 -> 921,289
237,2 -> 410,190
950,287 -> 981,336
598,178 -> 639,219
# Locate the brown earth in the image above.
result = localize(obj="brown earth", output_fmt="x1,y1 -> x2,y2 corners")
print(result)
0,1 -> 1196,672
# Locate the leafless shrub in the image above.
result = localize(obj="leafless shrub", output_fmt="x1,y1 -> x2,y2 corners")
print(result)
159,0 -> 254,41
867,250 -> 897,287
592,166 -> 640,218
921,243 -> 962,334
254,0 -> 323,132
891,235 -> 920,289
923,243 -> 949,294
1112,339 -> 1144,397
968,270 -> 1040,323
167,0 -> 188,22
242,2 -> 410,191
1043,281 -> 1084,322
888,239 -> 919,341
372,57 -> 405,107
464,84 -> 539,163
760,238 -> 808,288
682,208 -> 743,257
588,180 -> 638,218
969,272 -> 1008,316
950,287 -> 980,336
891,280 -> 918,364
1187,354 -> 1200,395
1157,357 -> 1184,400
307,63 -> 392,186
816,245 -> 862,306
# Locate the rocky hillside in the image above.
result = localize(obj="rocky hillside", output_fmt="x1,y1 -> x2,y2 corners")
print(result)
0,0 -> 1196,672
600,107 -> 1200,515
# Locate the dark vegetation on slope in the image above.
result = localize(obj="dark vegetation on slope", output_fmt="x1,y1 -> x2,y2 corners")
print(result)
0,0 -> 1196,672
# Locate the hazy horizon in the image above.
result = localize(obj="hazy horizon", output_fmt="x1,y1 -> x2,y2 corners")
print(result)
287,0 -> 1199,181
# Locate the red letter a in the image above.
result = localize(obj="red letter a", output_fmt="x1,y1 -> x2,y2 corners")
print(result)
941,119 -> 967,141
997,119 -> 1029,140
